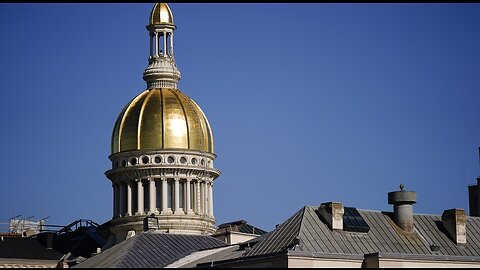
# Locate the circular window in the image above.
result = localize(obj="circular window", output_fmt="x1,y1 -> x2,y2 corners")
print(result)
191,158 -> 198,165
121,160 -> 127,167
180,157 -> 187,164
129,158 -> 137,166
142,156 -> 150,164
201,159 -> 205,166
167,156 -> 175,164
154,156 -> 162,164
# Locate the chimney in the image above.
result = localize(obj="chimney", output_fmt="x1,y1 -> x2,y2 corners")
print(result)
388,184 -> 417,233
442,208 -> 467,245
468,177 -> 480,217
318,202 -> 344,231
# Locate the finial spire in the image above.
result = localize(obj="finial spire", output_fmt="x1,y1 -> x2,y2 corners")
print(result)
143,3 -> 181,89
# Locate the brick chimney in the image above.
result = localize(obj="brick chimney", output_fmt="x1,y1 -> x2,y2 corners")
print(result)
318,202 -> 344,231
388,184 -> 417,233
442,208 -> 467,245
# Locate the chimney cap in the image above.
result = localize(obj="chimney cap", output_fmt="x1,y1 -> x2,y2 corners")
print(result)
388,185 -> 417,205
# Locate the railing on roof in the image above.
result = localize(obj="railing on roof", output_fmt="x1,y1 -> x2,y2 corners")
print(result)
56,219 -> 100,234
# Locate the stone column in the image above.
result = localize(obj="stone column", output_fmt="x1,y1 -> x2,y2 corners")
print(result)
161,177 -> 169,214
126,181 -> 132,216
113,184 -> 118,218
204,182 -> 208,215
137,179 -> 144,215
186,178 -> 192,214
174,178 -> 180,214
200,182 -> 205,215
209,182 -> 214,218
119,183 -> 125,217
163,31 -> 167,56
205,182 -> 210,216
149,178 -> 156,214
195,181 -> 201,214
155,32 -> 159,57
170,32 -> 174,55
149,33 -> 153,57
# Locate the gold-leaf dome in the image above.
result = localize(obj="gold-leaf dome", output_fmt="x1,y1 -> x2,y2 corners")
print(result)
150,3 -> 174,25
111,88 -> 214,154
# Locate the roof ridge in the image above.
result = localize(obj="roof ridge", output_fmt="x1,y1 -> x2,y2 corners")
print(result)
296,206 -> 308,244
113,233 -> 142,268
246,206 -> 306,257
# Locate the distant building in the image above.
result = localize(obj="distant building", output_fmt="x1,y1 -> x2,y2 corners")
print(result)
0,237 -> 63,268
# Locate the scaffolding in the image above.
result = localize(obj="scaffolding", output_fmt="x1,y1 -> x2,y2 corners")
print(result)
0,216 -> 100,237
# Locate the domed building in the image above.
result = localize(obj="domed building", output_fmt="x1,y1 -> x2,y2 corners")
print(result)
4,3 -> 479,269
105,2 -> 220,242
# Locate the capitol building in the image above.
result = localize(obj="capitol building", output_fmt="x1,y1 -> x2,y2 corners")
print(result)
106,2 -> 219,241
1,3 -> 480,268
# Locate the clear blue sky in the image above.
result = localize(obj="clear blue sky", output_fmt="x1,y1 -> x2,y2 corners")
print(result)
0,3 -> 479,231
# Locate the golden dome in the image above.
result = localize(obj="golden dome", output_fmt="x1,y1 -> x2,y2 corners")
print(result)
150,3 -> 174,25
111,88 -> 214,154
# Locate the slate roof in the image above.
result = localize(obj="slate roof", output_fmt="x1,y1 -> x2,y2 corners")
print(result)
73,232 -> 227,268
246,206 -> 480,258
0,237 -> 63,260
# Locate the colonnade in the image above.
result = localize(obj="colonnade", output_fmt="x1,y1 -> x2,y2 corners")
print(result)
112,177 -> 213,218
149,31 -> 173,58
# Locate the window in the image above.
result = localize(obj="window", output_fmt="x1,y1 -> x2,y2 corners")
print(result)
180,156 -> 187,164
130,157 -> 137,166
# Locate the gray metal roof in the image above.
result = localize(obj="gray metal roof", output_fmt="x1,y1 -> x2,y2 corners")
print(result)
73,232 -> 226,268
247,206 -> 480,258
165,245 -> 246,268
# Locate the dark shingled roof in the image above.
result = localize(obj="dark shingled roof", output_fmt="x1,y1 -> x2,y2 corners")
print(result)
247,206 -> 480,258
0,237 -> 63,260
217,220 -> 268,235
73,232 -> 227,268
